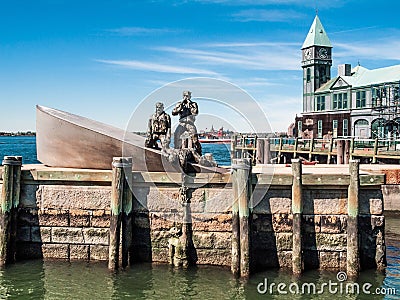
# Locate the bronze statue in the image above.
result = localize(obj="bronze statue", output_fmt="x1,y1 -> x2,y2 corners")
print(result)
145,102 -> 171,150
172,90 -> 198,149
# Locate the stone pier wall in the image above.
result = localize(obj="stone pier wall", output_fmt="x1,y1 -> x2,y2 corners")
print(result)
0,166 -> 386,271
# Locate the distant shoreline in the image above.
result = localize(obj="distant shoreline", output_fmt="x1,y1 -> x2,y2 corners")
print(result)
0,132 -> 36,137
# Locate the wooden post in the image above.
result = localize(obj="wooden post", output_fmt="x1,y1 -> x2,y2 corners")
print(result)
347,160 -> 360,277
350,138 -> 355,160
308,138 -> 314,161
122,158 -> 133,268
337,140 -> 344,164
291,159 -> 303,275
10,156 -> 22,264
372,138 -> 378,164
264,138 -> 271,164
231,163 -> 240,276
231,134 -> 237,160
109,157 -> 125,270
231,158 -> 252,277
327,138 -> 334,164
293,137 -> 299,159
0,156 -> 21,266
344,140 -> 351,164
277,137 -> 283,164
256,138 -> 264,164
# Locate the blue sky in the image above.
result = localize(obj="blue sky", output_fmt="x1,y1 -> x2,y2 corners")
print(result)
2,0 -> 400,133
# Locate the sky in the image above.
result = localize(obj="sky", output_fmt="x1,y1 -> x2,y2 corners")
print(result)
2,0 -> 400,133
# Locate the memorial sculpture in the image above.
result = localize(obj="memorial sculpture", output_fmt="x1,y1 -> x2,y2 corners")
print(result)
145,102 -> 171,150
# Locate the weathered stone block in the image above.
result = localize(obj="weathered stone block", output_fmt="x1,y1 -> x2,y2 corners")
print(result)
150,230 -> 171,248
275,233 -> 292,250
202,188 -> 232,213
82,228 -> 109,245
382,185 -> 400,211
272,213 -> 293,232
135,187 -> 181,212
90,245 -> 108,260
39,185 -> 111,210
252,214 -> 273,232
38,227 -> 51,243
70,245 -> 89,260
303,215 -> 321,233
150,213 -> 176,231
319,251 -> 340,269
191,213 -> 231,232
151,247 -> 168,263
196,249 -> 231,266
359,190 -> 383,215
69,209 -> 90,227
303,190 -> 347,215
192,232 -> 231,249
340,252 -> 347,270
277,251 -> 292,268
303,233 -> 347,251
91,215 -> 110,228
253,189 -> 291,214
42,244 -> 69,259
52,227 -> 84,244
39,210 -> 69,226
320,215 -> 347,233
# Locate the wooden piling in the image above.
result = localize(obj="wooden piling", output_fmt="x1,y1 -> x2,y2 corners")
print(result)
347,159 -> 360,277
291,159 -> 303,274
372,138 -> 378,164
337,140 -> 344,164
264,139 -> 271,164
121,158 -> 133,268
109,157 -> 125,270
231,158 -> 252,277
0,156 -> 21,266
344,140 -> 350,164
256,138 -> 265,164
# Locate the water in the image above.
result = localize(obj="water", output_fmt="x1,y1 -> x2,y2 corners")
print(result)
0,220 -> 398,299
0,137 -> 399,299
0,136 -> 39,165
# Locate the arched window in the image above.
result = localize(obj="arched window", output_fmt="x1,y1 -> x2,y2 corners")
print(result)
306,68 -> 311,82
355,119 -> 369,126
371,118 -> 386,139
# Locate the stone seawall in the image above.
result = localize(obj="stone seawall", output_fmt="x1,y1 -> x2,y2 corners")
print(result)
0,164 -> 387,272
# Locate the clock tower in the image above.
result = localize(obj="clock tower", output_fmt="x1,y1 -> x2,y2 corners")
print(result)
302,15 -> 332,112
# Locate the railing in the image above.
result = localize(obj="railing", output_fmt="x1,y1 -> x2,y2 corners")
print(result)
233,135 -> 400,164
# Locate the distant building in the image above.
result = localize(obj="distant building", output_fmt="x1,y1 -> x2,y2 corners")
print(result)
295,16 -> 400,139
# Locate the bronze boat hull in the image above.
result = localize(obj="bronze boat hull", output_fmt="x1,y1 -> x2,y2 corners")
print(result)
36,105 -> 228,173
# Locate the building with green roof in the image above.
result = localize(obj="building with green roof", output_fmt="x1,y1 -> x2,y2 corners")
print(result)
296,16 -> 400,140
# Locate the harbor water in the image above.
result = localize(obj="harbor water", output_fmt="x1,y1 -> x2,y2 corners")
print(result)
0,136 -> 399,299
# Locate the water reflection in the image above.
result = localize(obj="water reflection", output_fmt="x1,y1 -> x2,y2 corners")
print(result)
0,216 -> 397,299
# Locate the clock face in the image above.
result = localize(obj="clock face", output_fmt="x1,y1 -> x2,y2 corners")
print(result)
304,48 -> 312,60
318,48 -> 328,59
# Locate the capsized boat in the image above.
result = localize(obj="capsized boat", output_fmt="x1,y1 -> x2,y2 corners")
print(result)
36,105 -> 228,173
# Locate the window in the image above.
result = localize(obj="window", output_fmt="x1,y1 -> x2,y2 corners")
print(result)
297,121 -> 302,138
333,93 -> 348,109
306,68 -> 311,82
317,120 -> 323,138
332,120 -> 338,138
316,96 -> 325,111
356,91 -> 366,108
343,119 -> 348,136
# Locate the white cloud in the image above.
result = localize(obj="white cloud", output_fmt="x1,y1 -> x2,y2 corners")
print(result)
232,9 -> 305,22
335,39 -> 400,61
95,59 -> 219,75
105,27 -> 183,36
